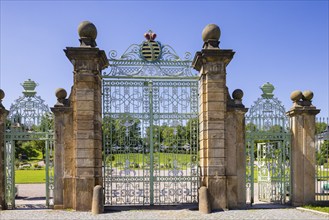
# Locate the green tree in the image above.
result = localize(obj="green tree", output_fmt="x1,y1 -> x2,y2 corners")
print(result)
317,140 -> 329,165
246,123 -> 257,132
15,141 -> 39,159
316,122 -> 328,134
31,113 -> 54,159
269,125 -> 284,132
103,115 -> 142,152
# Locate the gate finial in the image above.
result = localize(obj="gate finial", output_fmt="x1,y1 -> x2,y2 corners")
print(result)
260,82 -> 275,98
144,30 -> 157,41
21,79 -> 38,97
0,89 -> 4,107
202,24 -> 221,49
78,21 -> 97,47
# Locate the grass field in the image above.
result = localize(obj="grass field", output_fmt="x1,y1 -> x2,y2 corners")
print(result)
15,170 -> 46,184
107,152 -> 196,170
303,205 -> 329,213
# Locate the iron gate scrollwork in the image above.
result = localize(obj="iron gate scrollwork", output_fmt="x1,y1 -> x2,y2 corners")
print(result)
4,79 -> 54,209
102,31 -> 199,206
245,82 -> 291,204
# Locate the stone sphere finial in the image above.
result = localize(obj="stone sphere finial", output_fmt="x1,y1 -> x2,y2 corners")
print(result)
78,21 -> 97,40
55,88 -> 67,99
290,90 -> 303,102
0,89 -> 5,101
232,89 -> 244,100
78,21 -> 97,47
55,88 -> 67,107
202,24 -> 221,42
302,90 -> 313,101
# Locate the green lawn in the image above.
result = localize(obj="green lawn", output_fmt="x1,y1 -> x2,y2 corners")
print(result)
107,152 -> 197,169
15,169 -> 46,184
303,205 -> 329,213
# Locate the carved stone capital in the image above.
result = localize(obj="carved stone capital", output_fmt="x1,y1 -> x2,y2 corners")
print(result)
192,49 -> 235,72
64,47 -> 109,74
286,106 -> 320,117
51,106 -> 72,116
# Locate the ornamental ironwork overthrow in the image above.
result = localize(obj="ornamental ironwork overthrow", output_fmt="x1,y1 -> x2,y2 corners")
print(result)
102,31 -> 199,206
245,82 -> 291,205
4,79 -> 54,209
8,79 -> 50,129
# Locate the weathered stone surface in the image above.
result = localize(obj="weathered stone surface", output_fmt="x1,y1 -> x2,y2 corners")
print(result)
193,24 -> 247,212
287,103 -> 319,206
75,178 -> 95,211
202,24 -> 221,42
199,186 -> 210,214
76,89 -> 95,101
0,103 -> 9,210
76,101 -> 95,111
91,185 -> 103,214
78,21 -> 97,40
51,37 -> 108,212
226,176 -> 238,208
207,177 -> 227,210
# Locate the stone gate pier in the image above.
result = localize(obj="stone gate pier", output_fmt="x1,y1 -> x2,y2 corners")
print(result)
0,90 -> 9,210
287,90 -> 320,206
192,24 -> 247,211
51,21 -> 108,211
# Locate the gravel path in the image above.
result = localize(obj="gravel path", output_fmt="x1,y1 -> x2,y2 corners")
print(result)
2,184 -> 327,219
1,206 -> 328,220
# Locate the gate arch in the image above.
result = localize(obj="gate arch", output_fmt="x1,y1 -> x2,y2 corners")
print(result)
245,82 -> 291,205
102,31 -> 199,206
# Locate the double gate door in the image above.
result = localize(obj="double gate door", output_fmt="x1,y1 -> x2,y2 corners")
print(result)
103,78 -> 199,205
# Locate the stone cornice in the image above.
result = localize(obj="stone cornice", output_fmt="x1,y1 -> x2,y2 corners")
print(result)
64,47 -> 109,70
192,49 -> 235,72
51,106 -> 72,115
286,106 -> 320,117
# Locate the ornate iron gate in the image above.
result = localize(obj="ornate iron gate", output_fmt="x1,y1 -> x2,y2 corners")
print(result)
315,117 -> 329,203
4,129 -> 54,208
4,79 -> 54,209
246,83 -> 291,204
103,31 -> 199,205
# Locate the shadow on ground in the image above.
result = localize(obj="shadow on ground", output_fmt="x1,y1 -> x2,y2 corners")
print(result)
104,204 -> 199,213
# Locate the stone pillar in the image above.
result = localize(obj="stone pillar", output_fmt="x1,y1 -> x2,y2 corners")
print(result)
287,90 -> 320,206
192,24 -> 235,211
0,90 -> 9,210
63,21 -> 108,211
226,89 -> 248,209
51,88 -> 72,209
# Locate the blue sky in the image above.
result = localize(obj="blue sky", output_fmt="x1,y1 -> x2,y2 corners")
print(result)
1,1 -> 328,118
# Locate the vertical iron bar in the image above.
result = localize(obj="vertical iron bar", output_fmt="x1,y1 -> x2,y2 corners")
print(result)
149,80 -> 154,205
251,141 -> 254,204
281,141 -> 285,204
11,140 -> 15,209
4,140 -> 8,209
45,137 -> 49,207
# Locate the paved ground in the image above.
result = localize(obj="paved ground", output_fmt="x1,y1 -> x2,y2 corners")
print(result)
1,184 -> 326,219
1,204 -> 328,220
16,184 -> 46,207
